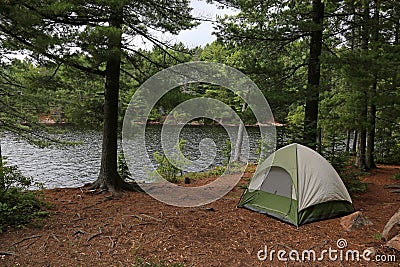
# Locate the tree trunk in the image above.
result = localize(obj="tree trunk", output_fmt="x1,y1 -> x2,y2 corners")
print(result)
346,129 -> 351,152
90,5 -> 140,193
317,127 -> 322,153
303,0 -> 324,150
357,127 -> 368,171
356,2 -> 370,171
233,102 -> 247,162
366,97 -> 376,169
366,0 -> 380,169
352,130 -> 358,154
0,140 -> 4,191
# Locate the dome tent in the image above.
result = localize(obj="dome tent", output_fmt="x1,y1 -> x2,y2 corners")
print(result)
238,143 -> 354,226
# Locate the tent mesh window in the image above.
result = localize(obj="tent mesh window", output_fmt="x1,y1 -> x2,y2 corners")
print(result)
260,166 -> 292,198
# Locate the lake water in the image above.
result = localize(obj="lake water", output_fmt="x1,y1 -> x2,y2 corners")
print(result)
1,125 -> 268,188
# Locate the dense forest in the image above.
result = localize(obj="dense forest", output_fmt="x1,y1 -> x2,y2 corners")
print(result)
0,0 -> 399,189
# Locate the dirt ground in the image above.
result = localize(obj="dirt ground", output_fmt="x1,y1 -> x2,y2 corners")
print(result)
1,165 -> 400,267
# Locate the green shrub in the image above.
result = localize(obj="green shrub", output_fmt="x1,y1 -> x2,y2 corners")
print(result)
118,150 -> 132,181
340,169 -> 367,193
153,139 -> 188,183
256,138 -> 275,162
0,158 -> 47,232
324,150 -> 352,173
222,140 -> 231,166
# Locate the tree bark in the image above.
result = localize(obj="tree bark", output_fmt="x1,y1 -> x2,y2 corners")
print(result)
317,127 -> 322,153
357,126 -> 367,171
233,102 -> 247,162
366,93 -> 376,169
90,5 -> 140,193
352,130 -> 358,154
366,0 -> 380,169
0,140 -> 3,191
303,0 -> 324,150
356,2 -> 370,171
346,129 -> 351,152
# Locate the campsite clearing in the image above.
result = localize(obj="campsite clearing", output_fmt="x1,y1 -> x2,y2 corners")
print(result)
0,165 -> 400,266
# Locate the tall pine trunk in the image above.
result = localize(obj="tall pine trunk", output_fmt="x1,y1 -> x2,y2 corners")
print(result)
357,95 -> 368,171
366,0 -> 380,169
352,130 -> 358,154
345,130 -> 351,152
233,102 -> 247,162
0,140 -> 3,191
366,93 -> 376,169
356,2 -> 370,171
303,0 -> 324,149
91,5 -> 139,192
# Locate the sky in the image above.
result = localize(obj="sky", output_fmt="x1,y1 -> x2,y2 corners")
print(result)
134,0 -> 238,49
173,0 -> 238,47
5,0 -> 239,60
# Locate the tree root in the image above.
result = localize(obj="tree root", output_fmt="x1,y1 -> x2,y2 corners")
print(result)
12,235 -> 41,246
85,175 -> 143,195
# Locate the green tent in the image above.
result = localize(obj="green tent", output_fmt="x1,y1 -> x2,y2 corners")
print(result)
238,143 -> 354,226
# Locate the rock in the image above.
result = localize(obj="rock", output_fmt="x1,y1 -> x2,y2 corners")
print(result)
386,234 -> 400,251
382,208 -> 400,241
340,211 -> 373,231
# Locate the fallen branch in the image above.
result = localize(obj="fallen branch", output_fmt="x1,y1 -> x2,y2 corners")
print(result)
140,213 -> 163,222
87,227 -> 102,242
384,184 -> 400,189
390,190 -> 400,193
0,251 -> 18,256
52,234 -> 60,242
12,235 -> 41,246
82,201 -> 103,210
95,189 -> 108,195
130,222 -> 154,228
39,235 -> 51,251
73,229 -> 89,236
123,214 -> 143,221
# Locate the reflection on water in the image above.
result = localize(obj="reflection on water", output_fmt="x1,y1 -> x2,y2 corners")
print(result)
1,125 -> 266,188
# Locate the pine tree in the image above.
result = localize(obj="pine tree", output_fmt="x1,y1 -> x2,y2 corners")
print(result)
0,0 -> 197,192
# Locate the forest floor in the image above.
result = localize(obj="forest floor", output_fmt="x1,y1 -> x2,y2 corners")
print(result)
1,165 -> 400,267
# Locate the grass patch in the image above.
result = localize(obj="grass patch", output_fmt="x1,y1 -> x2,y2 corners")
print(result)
372,232 -> 383,241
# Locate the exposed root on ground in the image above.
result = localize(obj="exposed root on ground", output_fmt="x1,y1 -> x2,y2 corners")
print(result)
85,174 -> 143,195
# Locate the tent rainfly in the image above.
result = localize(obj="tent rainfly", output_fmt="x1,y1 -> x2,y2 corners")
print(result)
238,143 -> 354,226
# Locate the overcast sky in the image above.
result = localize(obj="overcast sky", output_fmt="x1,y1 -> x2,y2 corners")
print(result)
134,0 -> 238,49
174,0 -> 238,47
